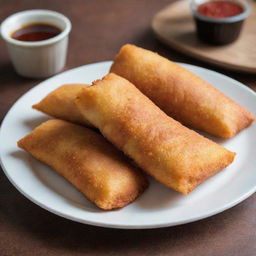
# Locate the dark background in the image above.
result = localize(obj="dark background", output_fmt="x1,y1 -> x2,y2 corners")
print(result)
0,1 -> 255,255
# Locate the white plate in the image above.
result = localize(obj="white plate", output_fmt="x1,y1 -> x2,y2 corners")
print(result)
0,61 -> 255,229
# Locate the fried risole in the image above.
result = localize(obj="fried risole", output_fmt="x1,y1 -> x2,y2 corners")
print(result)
76,73 -> 235,194
110,44 -> 254,138
18,119 -> 148,210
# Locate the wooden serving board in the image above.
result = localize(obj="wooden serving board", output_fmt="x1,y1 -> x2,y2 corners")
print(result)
152,0 -> 256,73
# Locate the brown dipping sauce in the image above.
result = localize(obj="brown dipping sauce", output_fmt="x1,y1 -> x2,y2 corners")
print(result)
11,23 -> 61,42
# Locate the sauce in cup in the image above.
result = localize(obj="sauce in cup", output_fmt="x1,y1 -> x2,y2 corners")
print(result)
191,0 -> 251,45
11,23 -> 61,42
197,1 -> 244,18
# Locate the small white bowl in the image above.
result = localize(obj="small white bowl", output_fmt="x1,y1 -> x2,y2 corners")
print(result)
0,9 -> 71,78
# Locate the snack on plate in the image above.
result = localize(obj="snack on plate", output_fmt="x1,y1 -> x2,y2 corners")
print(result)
18,119 -> 148,210
110,44 -> 255,138
76,73 -> 235,194
33,84 -> 92,127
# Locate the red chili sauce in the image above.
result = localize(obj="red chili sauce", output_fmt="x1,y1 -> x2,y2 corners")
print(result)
12,23 -> 61,42
197,1 -> 244,18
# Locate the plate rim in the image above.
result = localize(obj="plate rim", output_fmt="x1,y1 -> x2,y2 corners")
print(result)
0,61 -> 255,229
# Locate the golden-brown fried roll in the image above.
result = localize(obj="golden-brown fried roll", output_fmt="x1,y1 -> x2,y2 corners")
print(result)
33,84 -> 92,126
110,44 -> 255,138
76,73 -> 235,194
17,119 -> 148,210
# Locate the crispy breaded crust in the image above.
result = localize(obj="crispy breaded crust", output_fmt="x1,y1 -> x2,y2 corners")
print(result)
110,44 -> 255,138
32,84 -> 92,127
76,73 -> 235,194
18,119 -> 148,210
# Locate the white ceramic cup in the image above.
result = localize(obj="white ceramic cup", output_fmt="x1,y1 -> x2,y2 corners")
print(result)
0,9 -> 71,78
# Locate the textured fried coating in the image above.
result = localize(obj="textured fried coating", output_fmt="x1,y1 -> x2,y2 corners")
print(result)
110,44 -> 255,138
33,84 -> 92,126
76,73 -> 235,194
18,119 -> 148,210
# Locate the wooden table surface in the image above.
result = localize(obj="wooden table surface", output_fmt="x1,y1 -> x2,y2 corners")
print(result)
0,1 -> 255,255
